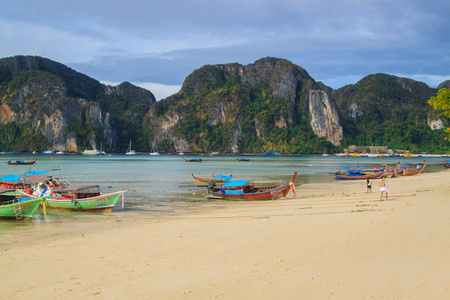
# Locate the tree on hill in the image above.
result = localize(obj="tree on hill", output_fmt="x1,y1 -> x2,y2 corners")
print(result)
428,88 -> 450,140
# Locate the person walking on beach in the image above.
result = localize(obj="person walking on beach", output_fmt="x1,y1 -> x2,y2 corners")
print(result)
366,179 -> 372,193
379,178 -> 388,201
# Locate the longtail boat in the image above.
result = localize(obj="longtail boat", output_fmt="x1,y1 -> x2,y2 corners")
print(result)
7,159 -> 37,165
205,172 -> 297,200
43,186 -> 127,212
441,161 -> 450,168
22,170 -> 127,212
0,188 -> 44,219
399,162 -> 427,176
384,162 -> 427,176
382,164 -> 400,178
191,173 -> 232,185
183,157 -> 202,162
334,168 -> 386,180
237,158 -> 250,161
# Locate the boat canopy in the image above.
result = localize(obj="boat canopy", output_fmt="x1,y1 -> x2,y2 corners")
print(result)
53,185 -> 100,193
23,175 -> 52,183
223,180 -> 250,187
0,174 -> 23,183
24,169 -> 58,176
347,170 -> 364,174
213,174 -> 233,181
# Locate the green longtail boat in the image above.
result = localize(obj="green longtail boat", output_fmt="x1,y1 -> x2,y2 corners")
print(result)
44,187 -> 127,212
21,170 -> 127,212
0,195 -> 44,219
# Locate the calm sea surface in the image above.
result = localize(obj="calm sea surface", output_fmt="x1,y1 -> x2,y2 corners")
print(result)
0,153 -> 447,236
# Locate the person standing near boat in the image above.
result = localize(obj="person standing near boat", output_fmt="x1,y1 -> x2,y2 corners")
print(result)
366,179 -> 372,193
379,178 -> 388,201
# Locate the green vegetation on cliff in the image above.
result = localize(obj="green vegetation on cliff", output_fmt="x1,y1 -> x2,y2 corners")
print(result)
428,88 -> 450,140
0,56 -> 448,154
152,61 -> 333,153
334,74 -> 449,153
0,56 -> 156,152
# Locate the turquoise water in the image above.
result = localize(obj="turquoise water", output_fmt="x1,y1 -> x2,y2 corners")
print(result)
0,153 -> 446,227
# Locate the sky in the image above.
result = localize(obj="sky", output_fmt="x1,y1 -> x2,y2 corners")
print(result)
1,0 -> 449,100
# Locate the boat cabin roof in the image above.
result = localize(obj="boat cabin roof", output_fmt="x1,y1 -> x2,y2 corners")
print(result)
23,169 -> 58,176
213,174 -> 233,181
23,175 -> 52,183
53,185 -> 100,193
0,174 -> 22,183
223,180 -> 250,187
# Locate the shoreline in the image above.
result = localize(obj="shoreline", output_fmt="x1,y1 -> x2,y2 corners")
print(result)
1,169 -> 449,299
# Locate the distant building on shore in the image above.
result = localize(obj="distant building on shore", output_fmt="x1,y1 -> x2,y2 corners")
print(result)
346,145 -> 388,154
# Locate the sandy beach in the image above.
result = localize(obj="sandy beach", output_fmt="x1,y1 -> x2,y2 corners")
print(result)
1,169 -> 449,299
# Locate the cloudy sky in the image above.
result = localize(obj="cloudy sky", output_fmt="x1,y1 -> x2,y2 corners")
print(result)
1,0 -> 449,100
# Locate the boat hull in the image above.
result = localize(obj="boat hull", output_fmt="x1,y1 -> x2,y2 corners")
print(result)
45,190 -> 126,212
207,184 -> 292,200
191,174 -> 230,185
8,159 -> 37,165
334,171 -> 385,180
0,197 -> 43,219
183,157 -> 202,162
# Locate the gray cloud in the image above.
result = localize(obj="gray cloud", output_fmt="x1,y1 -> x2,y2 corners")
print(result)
1,0 -> 449,98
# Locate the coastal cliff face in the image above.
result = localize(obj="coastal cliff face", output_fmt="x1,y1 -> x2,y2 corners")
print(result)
0,56 -> 154,152
309,90 -> 343,146
1,55 -> 447,153
148,57 -> 343,153
0,75 -> 116,151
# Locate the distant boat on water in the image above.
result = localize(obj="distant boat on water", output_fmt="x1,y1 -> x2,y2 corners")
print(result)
261,152 -> 280,156
126,141 -> 136,155
42,150 -> 54,154
8,159 -> 37,165
183,157 -> 202,162
82,149 -> 100,155
237,158 -> 250,161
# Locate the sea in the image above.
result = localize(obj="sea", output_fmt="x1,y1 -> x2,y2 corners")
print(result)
0,153 -> 447,240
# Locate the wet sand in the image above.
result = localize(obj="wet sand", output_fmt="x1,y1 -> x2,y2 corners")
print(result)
1,169 -> 449,299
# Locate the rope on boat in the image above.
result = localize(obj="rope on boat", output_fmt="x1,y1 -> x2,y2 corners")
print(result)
45,201 -> 66,221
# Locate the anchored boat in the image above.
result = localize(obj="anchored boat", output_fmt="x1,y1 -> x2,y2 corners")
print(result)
191,173 -> 232,185
205,172 -> 297,200
0,188 -> 44,219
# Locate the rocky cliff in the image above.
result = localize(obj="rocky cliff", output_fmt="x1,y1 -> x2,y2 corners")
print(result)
331,73 -> 450,152
0,56 -> 155,152
309,90 -> 343,145
1,55 -> 448,153
146,57 -> 343,153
